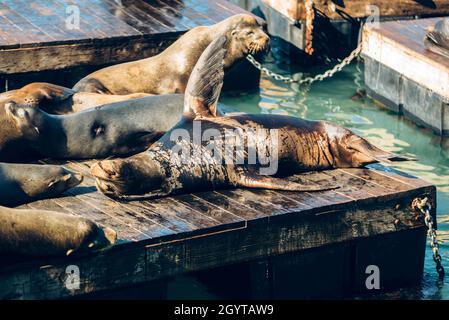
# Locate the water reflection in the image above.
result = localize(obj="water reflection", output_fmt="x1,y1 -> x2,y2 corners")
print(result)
222,60 -> 449,300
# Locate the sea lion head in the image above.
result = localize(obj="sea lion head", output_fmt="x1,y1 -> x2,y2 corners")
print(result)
91,153 -> 165,200
21,165 -> 84,200
323,122 -> 409,167
83,106 -> 166,158
427,18 -> 449,47
4,101 -> 45,140
226,14 -> 270,58
66,222 -> 117,256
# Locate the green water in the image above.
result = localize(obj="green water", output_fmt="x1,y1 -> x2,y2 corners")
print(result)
220,59 -> 449,299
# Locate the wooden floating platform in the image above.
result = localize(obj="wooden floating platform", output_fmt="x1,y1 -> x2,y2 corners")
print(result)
0,160 -> 436,299
362,18 -> 449,136
231,0 -> 449,57
0,0 -> 247,75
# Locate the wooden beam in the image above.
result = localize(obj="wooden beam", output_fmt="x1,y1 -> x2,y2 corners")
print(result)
263,0 -> 299,21
0,35 -> 180,74
265,0 -> 449,21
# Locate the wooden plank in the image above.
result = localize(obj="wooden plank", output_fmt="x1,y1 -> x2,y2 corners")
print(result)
217,189 -> 290,216
194,191 -> 267,220
5,0 -> 80,42
166,0 -> 218,26
0,3 -> 52,46
101,0 -> 159,34
174,193 -> 245,225
262,0 -> 298,20
293,0 -> 449,21
213,0 -> 249,16
118,2 -> 173,33
134,0 -> 194,31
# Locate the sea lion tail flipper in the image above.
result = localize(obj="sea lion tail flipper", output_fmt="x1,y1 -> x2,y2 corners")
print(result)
236,173 -> 339,192
184,36 -> 228,118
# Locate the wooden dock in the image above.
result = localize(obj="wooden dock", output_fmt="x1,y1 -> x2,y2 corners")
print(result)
0,160 -> 436,299
231,0 -> 449,58
0,0 -> 248,75
362,18 -> 449,136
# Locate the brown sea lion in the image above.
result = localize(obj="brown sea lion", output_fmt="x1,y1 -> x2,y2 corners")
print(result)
426,18 -> 449,58
73,14 -> 270,95
0,206 -> 116,257
0,162 -> 83,206
91,36 -> 409,200
0,82 -> 152,115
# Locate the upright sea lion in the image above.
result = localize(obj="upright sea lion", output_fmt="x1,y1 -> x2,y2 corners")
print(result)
0,94 -> 187,161
0,162 -> 83,206
73,14 -> 270,95
426,18 -> 449,57
0,82 -> 152,115
0,206 -> 116,257
91,36 -> 409,200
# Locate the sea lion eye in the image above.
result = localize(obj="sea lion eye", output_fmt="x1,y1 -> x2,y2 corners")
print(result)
246,30 -> 254,36
93,125 -> 105,137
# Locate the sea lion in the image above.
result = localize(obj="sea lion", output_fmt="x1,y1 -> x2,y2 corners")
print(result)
91,36 -> 409,200
73,14 -> 270,95
0,94 -> 187,161
426,18 -> 449,57
0,162 -> 83,206
0,82 -> 152,115
0,206 -> 116,257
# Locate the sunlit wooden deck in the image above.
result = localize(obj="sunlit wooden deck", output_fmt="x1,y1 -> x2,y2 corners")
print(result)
0,0 -> 247,74
0,160 -> 435,299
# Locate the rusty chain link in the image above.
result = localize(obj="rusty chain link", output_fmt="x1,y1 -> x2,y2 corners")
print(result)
304,0 -> 314,55
412,197 -> 445,278
246,42 -> 362,85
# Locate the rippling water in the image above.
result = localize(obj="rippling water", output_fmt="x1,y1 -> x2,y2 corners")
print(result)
220,58 -> 449,300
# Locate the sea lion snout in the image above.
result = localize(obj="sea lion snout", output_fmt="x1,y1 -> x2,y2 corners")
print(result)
46,171 -> 83,197
4,101 -> 44,139
323,122 -> 411,167
103,227 -> 118,246
92,156 -> 165,200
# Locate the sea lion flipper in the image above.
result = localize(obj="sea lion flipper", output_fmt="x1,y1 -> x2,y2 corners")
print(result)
236,173 -> 338,192
184,36 -> 228,118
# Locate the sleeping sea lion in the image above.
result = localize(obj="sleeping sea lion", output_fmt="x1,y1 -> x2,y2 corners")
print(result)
426,18 -> 449,57
73,14 -> 270,95
0,206 -> 116,257
0,162 -> 83,206
91,36 -> 409,200
0,82 -> 152,115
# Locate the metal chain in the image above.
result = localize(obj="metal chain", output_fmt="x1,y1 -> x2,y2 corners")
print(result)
412,197 -> 445,278
246,42 -> 362,85
304,0 -> 314,55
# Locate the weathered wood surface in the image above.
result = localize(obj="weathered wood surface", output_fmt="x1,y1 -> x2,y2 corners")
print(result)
0,0 -> 246,74
0,158 -> 435,299
264,0 -> 449,21
362,18 -> 449,135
